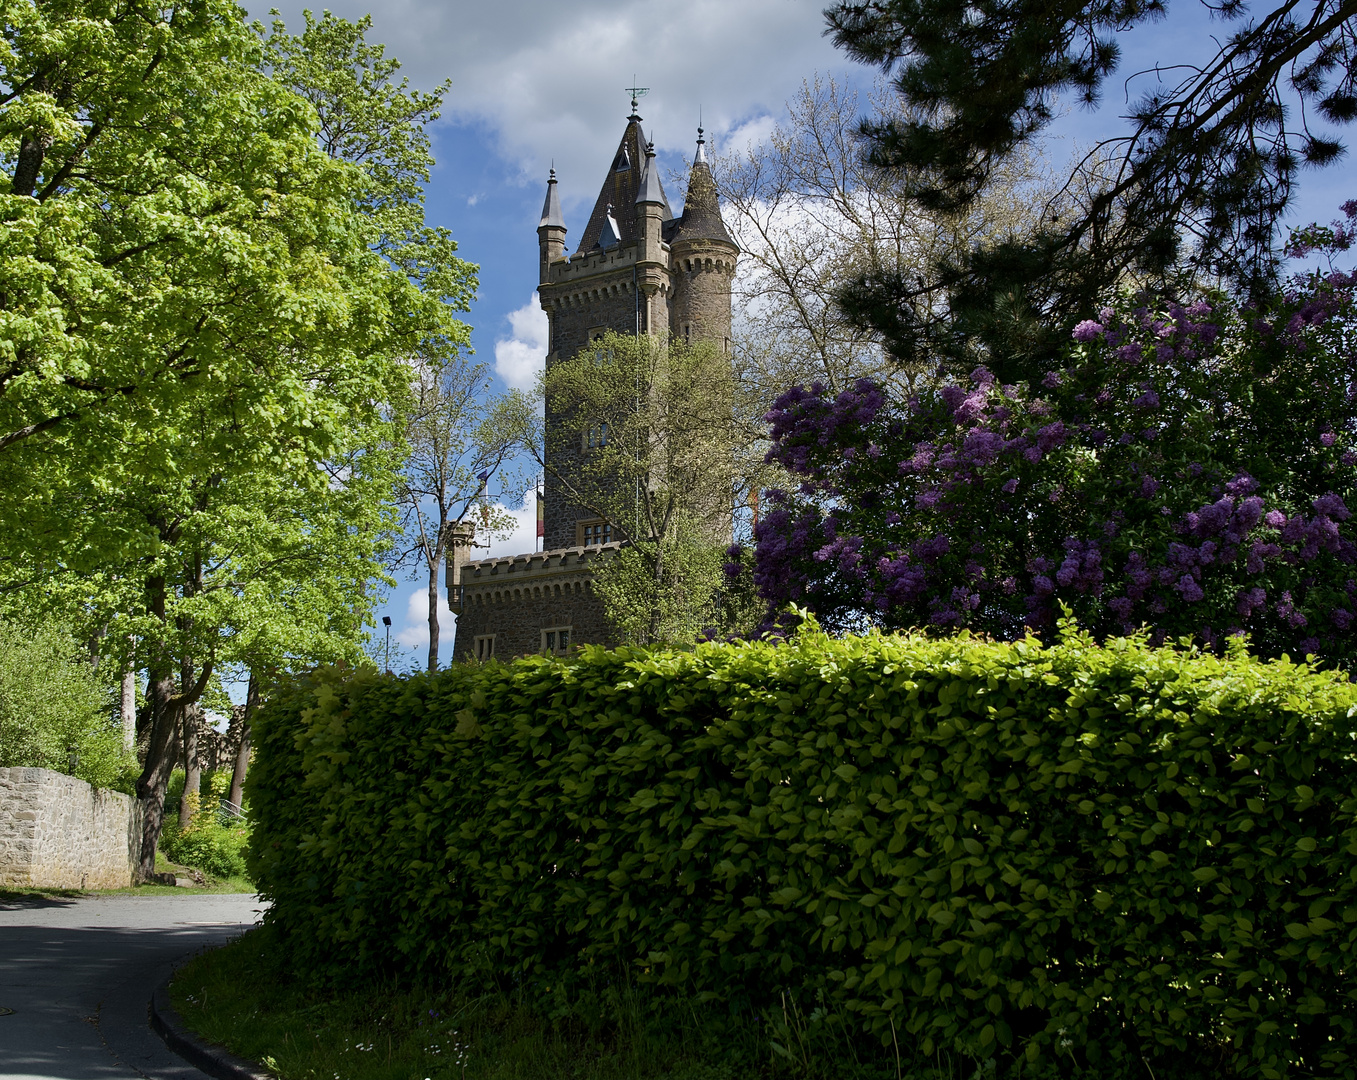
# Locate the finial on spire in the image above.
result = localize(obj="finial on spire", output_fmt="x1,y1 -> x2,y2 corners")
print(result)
626,78 -> 649,121
694,120 -> 708,166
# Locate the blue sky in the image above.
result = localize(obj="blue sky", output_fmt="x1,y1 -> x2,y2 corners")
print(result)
248,0 -> 1352,669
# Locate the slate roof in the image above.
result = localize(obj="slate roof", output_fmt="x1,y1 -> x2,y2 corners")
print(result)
576,118 -> 673,254
574,118 -> 737,254
635,141 -> 666,206
539,168 -> 565,229
668,142 -> 734,247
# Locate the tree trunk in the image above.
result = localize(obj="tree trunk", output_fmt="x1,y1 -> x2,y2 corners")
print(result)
178,650 -> 201,827
179,707 -> 200,828
649,539 -> 665,645
136,670 -> 182,883
120,639 -> 136,756
427,553 -> 440,672
133,574 -> 212,883
88,624 -> 106,670
12,131 -> 51,199
226,671 -> 257,814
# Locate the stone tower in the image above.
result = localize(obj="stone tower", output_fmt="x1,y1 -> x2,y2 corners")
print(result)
451,103 -> 737,661
536,104 -> 738,550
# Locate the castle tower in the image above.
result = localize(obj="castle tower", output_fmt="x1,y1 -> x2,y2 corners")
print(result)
452,108 -> 737,661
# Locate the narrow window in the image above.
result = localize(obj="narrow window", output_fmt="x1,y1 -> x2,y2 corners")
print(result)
474,634 -> 496,661
584,422 -> 609,449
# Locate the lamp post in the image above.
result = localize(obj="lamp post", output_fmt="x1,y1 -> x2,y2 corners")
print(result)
382,615 -> 392,673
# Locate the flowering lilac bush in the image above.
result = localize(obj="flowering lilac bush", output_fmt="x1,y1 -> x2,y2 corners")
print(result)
747,215 -> 1357,662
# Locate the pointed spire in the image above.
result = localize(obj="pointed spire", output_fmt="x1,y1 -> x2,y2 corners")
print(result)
671,128 -> 734,247
695,115 -> 707,165
576,118 -> 646,253
636,138 -> 666,206
539,167 -> 565,230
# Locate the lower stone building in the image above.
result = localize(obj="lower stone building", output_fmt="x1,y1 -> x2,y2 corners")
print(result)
450,542 -> 619,661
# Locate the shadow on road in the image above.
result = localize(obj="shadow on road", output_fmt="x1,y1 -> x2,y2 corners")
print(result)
0,894 -> 263,1080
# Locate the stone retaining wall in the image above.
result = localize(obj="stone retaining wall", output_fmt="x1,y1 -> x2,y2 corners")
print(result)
0,767 -> 140,889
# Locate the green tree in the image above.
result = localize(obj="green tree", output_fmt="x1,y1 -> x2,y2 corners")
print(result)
0,2 -> 466,879
262,10 -> 476,322
824,0 -> 1357,379
268,11 -> 515,676
0,618 -> 130,790
397,355 -> 533,671
540,332 -> 750,646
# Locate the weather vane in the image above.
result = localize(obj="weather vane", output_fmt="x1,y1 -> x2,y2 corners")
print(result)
626,78 -> 649,117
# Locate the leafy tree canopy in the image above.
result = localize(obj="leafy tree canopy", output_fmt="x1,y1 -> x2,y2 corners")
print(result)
824,0 -> 1357,379
0,617 -> 129,789
0,2 -> 475,873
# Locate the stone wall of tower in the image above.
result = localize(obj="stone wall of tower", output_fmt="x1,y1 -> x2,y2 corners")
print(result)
540,254 -> 649,552
668,242 -> 736,348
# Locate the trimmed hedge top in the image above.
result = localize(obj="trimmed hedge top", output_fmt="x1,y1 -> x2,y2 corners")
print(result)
248,624 -> 1357,1078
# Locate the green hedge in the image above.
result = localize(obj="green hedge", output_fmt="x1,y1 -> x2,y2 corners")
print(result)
248,625 -> 1357,1078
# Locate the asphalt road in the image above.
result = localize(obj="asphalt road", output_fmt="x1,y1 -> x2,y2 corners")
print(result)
0,893 -> 264,1080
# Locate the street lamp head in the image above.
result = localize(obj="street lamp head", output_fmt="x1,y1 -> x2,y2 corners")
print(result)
382,616 -> 392,627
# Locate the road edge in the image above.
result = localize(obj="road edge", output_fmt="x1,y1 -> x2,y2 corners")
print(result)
150,978 -> 274,1080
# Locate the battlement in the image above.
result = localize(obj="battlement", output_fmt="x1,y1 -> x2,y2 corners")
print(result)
462,542 -> 620,581
451,543 -> 621,660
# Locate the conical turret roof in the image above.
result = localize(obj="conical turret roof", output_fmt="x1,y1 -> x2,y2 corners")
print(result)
669,127 -> 734,246
636,140 -> 666,206
539,168 -> 565,229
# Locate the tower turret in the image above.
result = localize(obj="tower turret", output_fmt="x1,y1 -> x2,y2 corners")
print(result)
635,138 -> 668,337
537,168 -> 567,285
669,125 -> 738,351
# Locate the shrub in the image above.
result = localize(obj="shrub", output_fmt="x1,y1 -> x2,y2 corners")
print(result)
162,809 -> 251,880
249,625 -> 1357,1079
0,618 -> 132,789
749,235 -> 1356,661
162,775 -> 252,880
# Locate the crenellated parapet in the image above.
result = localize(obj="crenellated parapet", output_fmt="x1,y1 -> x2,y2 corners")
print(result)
452,543 -> 620,661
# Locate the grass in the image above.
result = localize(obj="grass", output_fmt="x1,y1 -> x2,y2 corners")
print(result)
168,926 -> 930,1080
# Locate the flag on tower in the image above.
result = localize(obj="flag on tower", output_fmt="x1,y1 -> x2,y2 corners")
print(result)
536,481 -> 545,548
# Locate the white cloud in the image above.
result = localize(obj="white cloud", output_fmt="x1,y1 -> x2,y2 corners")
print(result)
249,0 -> 852,209
493,297 -> 549,391
485,501 -> 539,559
722,115 -> 779,156
396,586 -> 454,649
